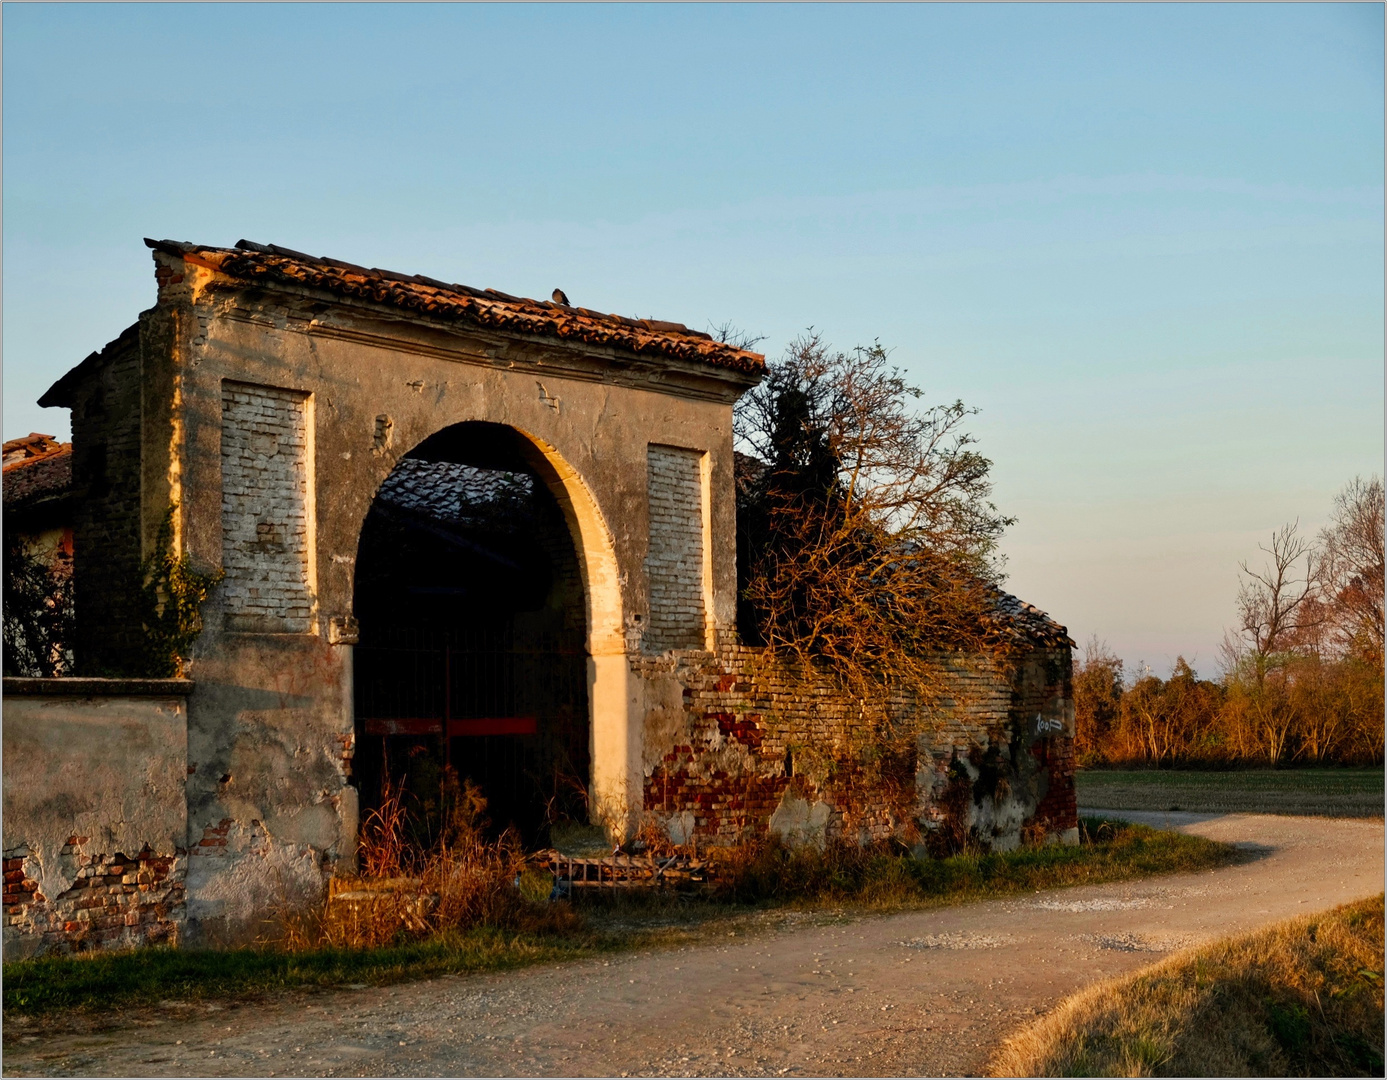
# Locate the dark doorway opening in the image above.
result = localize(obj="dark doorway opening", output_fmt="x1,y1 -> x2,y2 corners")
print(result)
352,423 -> 589,847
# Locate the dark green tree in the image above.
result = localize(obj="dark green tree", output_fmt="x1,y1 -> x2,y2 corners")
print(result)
3,533 -> 75,677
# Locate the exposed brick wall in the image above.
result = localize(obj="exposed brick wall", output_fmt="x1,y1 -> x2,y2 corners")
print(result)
644,445 -> 706,652
220,382 -> 314,633
639,639 -> 1076,850
3,840 -> 185,953
1029,735 -> 1078,834
70,324 -> 145,674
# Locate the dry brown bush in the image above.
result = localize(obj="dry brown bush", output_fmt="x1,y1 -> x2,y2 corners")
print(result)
734,333 -> 1015,707
269,774 -> 578,951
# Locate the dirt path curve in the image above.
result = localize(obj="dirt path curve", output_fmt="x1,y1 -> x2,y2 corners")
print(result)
5,812 -> 1382,1079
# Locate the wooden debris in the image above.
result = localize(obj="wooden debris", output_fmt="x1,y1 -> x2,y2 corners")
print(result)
529,850 -> 710,889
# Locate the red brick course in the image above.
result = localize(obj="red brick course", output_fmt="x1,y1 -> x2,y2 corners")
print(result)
2,842 -> 184,953
639,640 -> 1077,849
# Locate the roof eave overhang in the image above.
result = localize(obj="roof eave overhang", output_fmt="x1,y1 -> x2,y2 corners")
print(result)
146,239 -> 766,391
179,260 -> 764,403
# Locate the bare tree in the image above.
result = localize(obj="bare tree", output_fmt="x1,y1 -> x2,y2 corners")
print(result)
1317,475 -> 1385,670
708,320 -> 768,353
1221,521 -> 1322,764
1079,480 -> 1385,769
1224,521 -> 1322,683
734,333 -> 1014,700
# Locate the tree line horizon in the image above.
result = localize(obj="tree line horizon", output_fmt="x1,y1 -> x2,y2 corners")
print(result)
1073,476 -> 1385,769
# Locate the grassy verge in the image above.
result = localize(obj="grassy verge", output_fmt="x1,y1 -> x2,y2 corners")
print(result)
3,818 -> 1232,1017
711,815 -> 1231,907
989,895 -> 1385,1078
1077,768 -> 1384,818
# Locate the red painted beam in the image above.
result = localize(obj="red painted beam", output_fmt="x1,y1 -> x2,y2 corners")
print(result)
447,716 -> 538,737
362,717 -> 539,737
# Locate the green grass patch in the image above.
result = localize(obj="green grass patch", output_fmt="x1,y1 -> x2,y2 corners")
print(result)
4,819 -> 1233,1017
3,926 -> 617,1017
1077,768 -> 1384,818
716,817 -> 1232,907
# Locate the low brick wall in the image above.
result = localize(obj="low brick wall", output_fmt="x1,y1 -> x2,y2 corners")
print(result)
637,640 -> 1075,851
2,678 -> 191,958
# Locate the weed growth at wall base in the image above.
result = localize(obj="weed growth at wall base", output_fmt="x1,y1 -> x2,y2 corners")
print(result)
3,819 -> 1230,1016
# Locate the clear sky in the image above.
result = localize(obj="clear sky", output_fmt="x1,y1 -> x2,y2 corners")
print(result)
4,3 -> 1382,677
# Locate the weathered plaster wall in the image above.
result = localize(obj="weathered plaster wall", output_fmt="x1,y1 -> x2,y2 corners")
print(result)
119,253 -> 755,941
179,634 -> 355,943
637,640 -> 1077,852
43,246 -> 1076,947
2,681 -> 189,958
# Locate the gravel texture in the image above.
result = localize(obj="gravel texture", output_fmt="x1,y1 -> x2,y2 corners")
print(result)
4,811 -> 1381,1078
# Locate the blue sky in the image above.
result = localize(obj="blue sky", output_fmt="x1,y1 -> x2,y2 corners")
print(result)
4,3 -> 1382,675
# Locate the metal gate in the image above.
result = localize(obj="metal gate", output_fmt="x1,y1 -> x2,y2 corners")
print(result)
353,622 -> 589,841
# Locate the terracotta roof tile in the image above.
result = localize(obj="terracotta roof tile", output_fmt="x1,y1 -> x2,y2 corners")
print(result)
3,433 -> 65,466
2,439 -> 72,508
989,589 -> 1073,649
145,239 -> 766,376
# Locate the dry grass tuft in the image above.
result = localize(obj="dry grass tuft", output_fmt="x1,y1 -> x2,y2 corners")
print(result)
6,816 -> 1234,1016
705,817 -> 1231,910
989,894 -> 1384,1077
270,776 -> 579,951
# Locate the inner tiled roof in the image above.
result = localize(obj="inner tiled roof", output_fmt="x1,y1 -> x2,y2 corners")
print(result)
146,239 -> 765,375
375,459 -> 534,525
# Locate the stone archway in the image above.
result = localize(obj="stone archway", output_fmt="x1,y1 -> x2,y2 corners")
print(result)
508,430 -> 634,835
350,421 -> 630,844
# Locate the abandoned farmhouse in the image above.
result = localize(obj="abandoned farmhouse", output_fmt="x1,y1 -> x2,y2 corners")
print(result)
3,239 -> 1076,956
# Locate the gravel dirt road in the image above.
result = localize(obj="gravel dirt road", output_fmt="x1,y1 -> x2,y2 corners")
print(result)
5,811 -> 1381,1078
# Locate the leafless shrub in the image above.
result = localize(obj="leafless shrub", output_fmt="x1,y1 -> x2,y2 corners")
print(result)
270,773 -> 574,952
1074,637 -> 1124,767
734,333 -> 1015,707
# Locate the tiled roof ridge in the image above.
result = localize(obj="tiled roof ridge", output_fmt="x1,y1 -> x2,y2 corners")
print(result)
3,433 -> 69,466
3,444 -> 71,471
989,587 -> 1073,649
144,239 -> 766,376
2,443 -> 73,508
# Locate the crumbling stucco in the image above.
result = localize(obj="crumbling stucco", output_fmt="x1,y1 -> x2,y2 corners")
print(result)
637,641 -> 1077,852
18,239 -> 1076,953
2,684 -> 189,957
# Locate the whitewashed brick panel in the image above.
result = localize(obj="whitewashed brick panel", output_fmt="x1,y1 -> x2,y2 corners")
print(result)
220,382 -> 313,633
645,445 -> 706,652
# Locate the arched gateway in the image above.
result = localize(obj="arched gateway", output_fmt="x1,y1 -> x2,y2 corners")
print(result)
27,239 -> 1077,956
351,421 -> 610,843
39,239 -> 763,942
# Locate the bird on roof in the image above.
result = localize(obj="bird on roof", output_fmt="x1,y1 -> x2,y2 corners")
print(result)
552,288 -> 571,306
